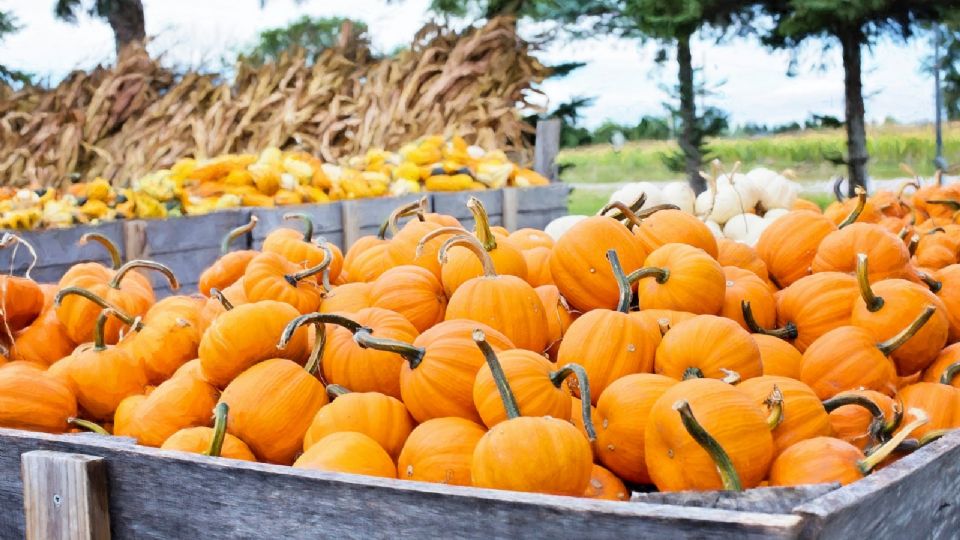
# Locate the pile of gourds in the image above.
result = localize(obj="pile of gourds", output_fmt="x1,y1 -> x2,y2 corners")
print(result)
0,135 -> 548,230
2,177 -> 960,501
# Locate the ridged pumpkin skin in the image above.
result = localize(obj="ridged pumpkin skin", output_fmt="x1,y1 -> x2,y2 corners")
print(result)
634,209 -> 719,258
0,275 -> 44,331
776,272 -> 859,351
440,240 -> 528,296
67,341 -> 148,421
219,358 -> 329,465
828,390 -> 897,451
444,274 -> 548,353
293,432 -> 397,478
583,464 -> 630,501
535,285 -> 577,360
124,296 -> 204,384
473,349 -> 571,428
558,310 -> 661,403
342,234 -> 386,281
113,374 -> 219,447
161,426 -> 256,461
397,417 -> 487,486
198,280 -> 248,333
717,238 -> 769,281
303,391 -> 415,460
345,240 -> 391,282
242,252 -> 324,314
0,362 -> 77,433
721,266 -> 776,331
322,307 -> 419,400
199,300 -> 309,389
198,250 -> 257,297
370,266 -> 446,333
851,279 -> 949,375
471,416 -> 592,496
800,326 -> 898,399
400,320 -> 514,424
595,373 -> 675,485
635,244 -> 725,315
263,227 -> 342,282
811,223 -> 911,281
11,284 -> 76,366
933,265 -> 960,342
55,276 -> 155,345
768,437 -> 865,487
319,282 -> 372,315
387,220 -> 457,279
896,383 -> 959,439
523,247 -> 554,287
923,343 -> 960,387
915,231 -> 959,270
645,378 -> 774,491
509,228 -> 555,250
550,216 -> 647,312
756,210 -> 837,287
754,334 -> 803,379
654,315 -> 762,381
737,376 -> 832,456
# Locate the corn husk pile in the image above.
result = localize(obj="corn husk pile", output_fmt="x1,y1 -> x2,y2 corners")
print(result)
0,17 -> 548,188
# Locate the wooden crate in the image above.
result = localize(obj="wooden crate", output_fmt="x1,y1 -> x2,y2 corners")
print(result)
1,427 -> 958,538
0,222 -> 126,285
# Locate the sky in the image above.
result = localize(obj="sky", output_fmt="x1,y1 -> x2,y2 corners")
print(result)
1,0 -> 942,129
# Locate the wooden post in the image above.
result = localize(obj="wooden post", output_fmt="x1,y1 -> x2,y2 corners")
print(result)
340,202 -> 361,250
534,119 -> 561,181
21,451 -> 110,540
501,188 -> 519,231
122,220 -> 148,261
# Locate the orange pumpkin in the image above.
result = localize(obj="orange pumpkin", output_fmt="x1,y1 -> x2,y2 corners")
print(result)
197,215 -> 259,296
720,267 -> 776,331
654,314 -> 762,382
113,370 -> 219,447
387,207 -> 460,279
928,265 -> 960,343
823,390 -> 900,451
753,334 -> 803,379
0,361 -> 77,433
370,265 -> 446,333
342,198 -> 422,282
583,464 -> 630,501
522,246 -> 554,287
10,284 -> 76,366
161,402 -> 256,461
319,282 -> 372,315
262,213 -> 342,280
0,234 -> 47,331
923,343 -> 960,386
812,223 -> 911,281
535,284 -> 577,360
293,432 -> 397,477
397,417 -> 487,486
771,272 -> 859,351
915,229 -> 960,270
717,238 -> 769,282
243,250 -> 327,314
634,207 -> 719,258
895,382 -> 959,439
756,210 -> 837,288
631,243 -> 725,314
738,376 -> 832,456
510,228 -> 555,250
123,296 -> 204,384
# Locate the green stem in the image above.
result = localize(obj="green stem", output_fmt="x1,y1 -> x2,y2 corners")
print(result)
467,196 -> 497,251
208,288 -> 234,311
79,233 -> 122,269
908,234 -> 920,257
856,254 -> 884,312
822,393 -> 889,443
109,260 -> 180,291
918,429 -> 950,447
284,245 -> 332,286
627,266 -> 670,285
598,200 -> 645,230
673,400 -> 742,491
68,417 -> 109,436
282,212 -> 314,242
438,233 -> 497,277
916,271 -> 943,294
927,199 -> 960,211
416,226 -> 469,257
740,300 -> 798,340
940,361 -> 960,386
277,312 -> 340,379
220,216 -> 258,255
876,305 -> 936,357
606,249 -> 633,314
354,328 -> 426,369
474,329 -> 521,419
326,384 -> 350,399
682,367 -> 704,380
378,197 -> 427,239
549,363 -> 596,441
765,385 -> 784,430
859,409 -> 929,474
838,186 -> 867,228
205,403 -> 229,457
54,287 -> 143,332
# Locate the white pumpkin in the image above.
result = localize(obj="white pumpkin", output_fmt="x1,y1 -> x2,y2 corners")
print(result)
763,208 -> 790,223
704,219 -> 725,240
722,213 -> 768,247
748,168 -> 800,210
608,182 -> 665,210
697,174 -> 761,225
661,182 -> 696,214
545,215 -> 587,241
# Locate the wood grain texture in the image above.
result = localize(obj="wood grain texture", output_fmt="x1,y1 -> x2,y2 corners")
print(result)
794,429 -> 960,539
250,203 -> 343,246
21,451 -> 110,540
0,222 -> 125,280
534,119 -> 561,181
634,484 -> 838,514
431,190 -> 503,230
501,188 -> 518,231
0,429 -> 803,539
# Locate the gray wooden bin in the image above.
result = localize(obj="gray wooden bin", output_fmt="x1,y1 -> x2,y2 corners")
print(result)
1,427 -> 958,539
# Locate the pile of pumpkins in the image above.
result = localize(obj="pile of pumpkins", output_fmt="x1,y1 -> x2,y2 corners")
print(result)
0,135 -> 548,230
2,176 -> 960,501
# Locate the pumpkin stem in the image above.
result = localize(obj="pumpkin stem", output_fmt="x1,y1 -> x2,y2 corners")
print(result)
822,393 -> 890,444
599,200 -> 644,230
277,312 -> 336,378
79,232 -> 123,269
838,186 -> 867,228
92,308 -> 121,350
379,197 -> 428,239
940,361 -> 960,386
473,329 -> 521,420
720,368 -> 741,385
855,254 -> 884,312
915,270 -> 943,294
606,249 -> 633,314
467,197 -> 498,251
918,429 -> 950,447
657,318 -> 671,336
208,288 -> 234,311
627,266 -> 669,286
927,199 -> 960,212
67,417 -> 109,436
289,312 -> 426,368
740,300 -> 798,340
682,367 -> 704,380
858,408 -> 929,474
54,287 -> 143,332
549,363 -> 597,441
673,400 -> 743,492
764,385 -> 784,430
0,233 -> 38,280
282,212 -> 315,242
109,260 -> 180,291
355,329 -> 427,368
220,215 -> 258,255
897,227 -> 910,240
876,305 -> 936,357
438,233 -> 497,278
205,403 -> 229,458
897,180 -> 920,200
284,245 -> 332,285
416,226 -> 470,258
598,192 -> 645,217
326,384 -> 351,399
907,234 -> 920,257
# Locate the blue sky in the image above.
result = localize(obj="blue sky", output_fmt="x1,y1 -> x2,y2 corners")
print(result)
2,0 -> 941,129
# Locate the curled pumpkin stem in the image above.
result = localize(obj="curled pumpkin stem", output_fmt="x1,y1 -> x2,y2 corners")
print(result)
79,232 -> 123,269
474,329 -> 521,420
220,215 -> 258,255
68,417 -> 110,436
822,393 -> 890,444
907,234 -> 920,257
627,266 -> 669,286
940,361 -> 960,386
467,196 -> 497,251
438,233 -> 497,278
876,305 -> 936,357
549,363 -> 597,441
833,177 -> 847,202
282,212 -> 315,242
915,270 -> 943,294
858,409 -> 929,474
0,232 -> 38,280
856,254 -> 884,312
740,300 -> 798,340
205,403 -> 229,458
673,400 -> 742,492
208,288 -> 234,311
606,249 -> 633,314
109,260 -> 180,291
927,199 -> 960,212
277,312 -> 336,379
284,245 -> 332,286
598,200 -> 644,230
764,385 -> 784,430
326,384 -> 351,399
415,226 -> 469,257
379,197 -> 428,239
54,287 -> 143,332
838,186 -> 867,228
284,311 -> 427,369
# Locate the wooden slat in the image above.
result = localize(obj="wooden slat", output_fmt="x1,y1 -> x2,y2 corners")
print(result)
534,119 -> 561,181
431,190 -> 504,230
138,211 -> 250,255
501,188 -> 519,231
0,429 -> 803,539
250,203 -> 343,247
21,451 -> 110,540
634,484 -> 838,514
0,222 -> 125,278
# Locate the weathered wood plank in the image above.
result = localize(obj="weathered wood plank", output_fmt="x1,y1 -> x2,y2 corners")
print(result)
534,119 -> 561,181
431,190 -> 504,230
344,194 -> 427,229
501,188 -> 519,231
515,183 -> 570,212
21,451 -> 110,540
0,222 -> 124,275
633,484 -> 838,514
250,203 -> 342,246
0,429 -> 803,539
136,211 -> 250,255
794,429 -> 960,539
147,246 -> 222,296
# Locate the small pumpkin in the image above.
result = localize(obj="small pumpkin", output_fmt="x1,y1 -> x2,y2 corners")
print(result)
397,417 -> 487,486
522,246 -> 554,287
160,402 -> 256,461
509,228 -> 554,250
198,215 -> 259,296
10,284 -> 76,366
720,267 -> 776,331
895,382 -> 959,440
631,243 -> 725,314
123,295 -> 204,384
654,314 -> 762,382
583,464 -> 630,501
342,198 -> 422,282
717,238 -> 769,282
242,250 -> 328,314
823,391 -> 900,451
535,284 -> 577,360
293,432 -> 397,478
113,369 -> 219,447
923,343 -> 960,387
0,361 -> 77,433
370,265 -> 446,333
756,210 -> 837,288
812,223 -> 912,282
319,282 -> 372,315
263,213 -> 342,280
0,234 -> 47,331
737,376 -> 832,456
767,272 -> 860,352
753,334 -> 803,379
